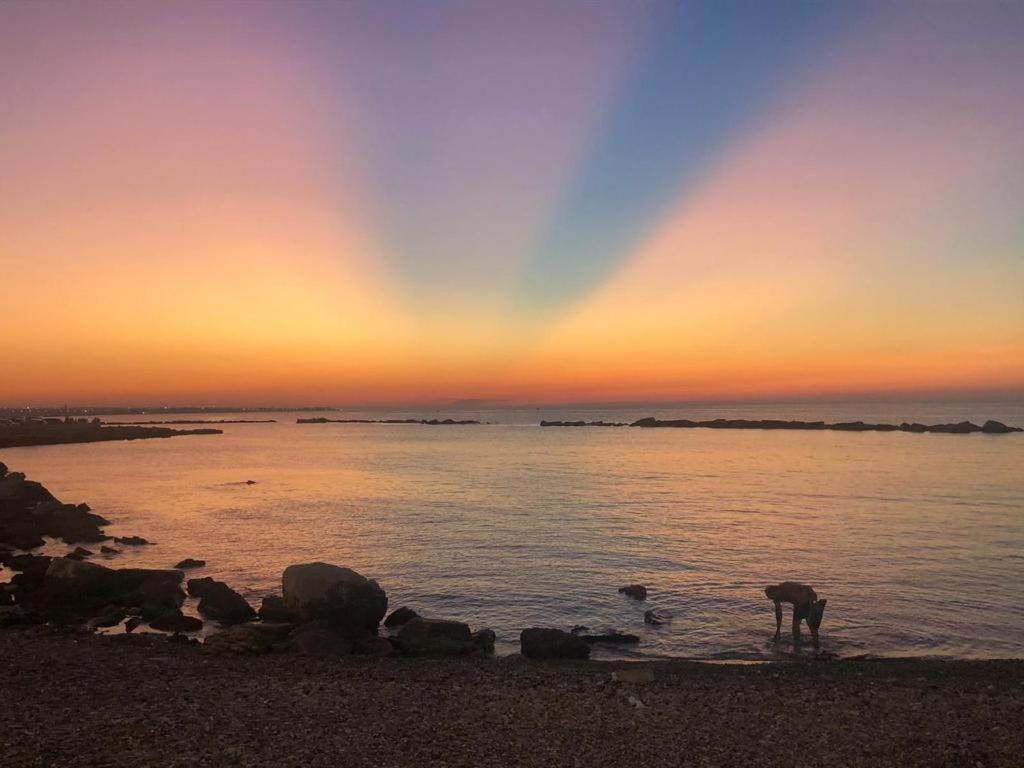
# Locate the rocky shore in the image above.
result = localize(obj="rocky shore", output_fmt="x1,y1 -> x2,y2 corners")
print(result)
0,420 -> 222,449
3,628 -> 1022,768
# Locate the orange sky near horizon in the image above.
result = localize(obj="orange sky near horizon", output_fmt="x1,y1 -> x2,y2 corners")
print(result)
1,2 -> 1022,407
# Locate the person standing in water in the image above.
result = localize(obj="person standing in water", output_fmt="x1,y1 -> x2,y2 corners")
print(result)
765,582 -> 827,649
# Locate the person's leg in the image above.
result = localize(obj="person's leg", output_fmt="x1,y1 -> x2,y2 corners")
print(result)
792,600 -> 809,646
773,600 -> 782,641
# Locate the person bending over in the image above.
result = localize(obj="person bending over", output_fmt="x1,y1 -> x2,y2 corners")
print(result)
764,581 -> 827,649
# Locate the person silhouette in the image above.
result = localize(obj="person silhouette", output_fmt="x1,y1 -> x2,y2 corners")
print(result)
764,582 -> 827,649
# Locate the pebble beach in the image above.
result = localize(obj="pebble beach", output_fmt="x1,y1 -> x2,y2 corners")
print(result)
3,627 -> 1022,768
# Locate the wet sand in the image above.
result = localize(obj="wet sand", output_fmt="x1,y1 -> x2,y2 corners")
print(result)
2,627 -> 1021,767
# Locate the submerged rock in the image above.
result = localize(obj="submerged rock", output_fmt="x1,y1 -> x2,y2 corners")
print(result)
644,609 -> 672,626
282,562 -> 387,635
65,546 -> 94,561
187,577 -> 256,625
618,584 -> 648,600
114,535 -> 151,546
520,628 -> 590,660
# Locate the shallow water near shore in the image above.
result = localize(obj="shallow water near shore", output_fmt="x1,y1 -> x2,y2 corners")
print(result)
3,400 -> 1023,660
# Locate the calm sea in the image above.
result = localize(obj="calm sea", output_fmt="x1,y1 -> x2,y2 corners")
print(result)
3,401 -> 1022,660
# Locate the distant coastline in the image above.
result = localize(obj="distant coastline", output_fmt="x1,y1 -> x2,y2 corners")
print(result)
0,420 -> 222,449
542,417 -> 1022,434
116,420 -> 277,425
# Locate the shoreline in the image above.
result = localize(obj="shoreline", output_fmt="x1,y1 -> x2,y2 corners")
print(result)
4,626 -> 1022,767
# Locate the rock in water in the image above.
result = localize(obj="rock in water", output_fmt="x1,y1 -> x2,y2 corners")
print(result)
520,628 -> 591,660
281,562 -> 387,635
981,420 -> 1021,434
113,535 -> 151,546
174,558 -> 206,569
384,606 -> 419,628
396,618 -> 476,656
644,609 -> 672,625
618,584 -> 648,600
187,577 -> 256,624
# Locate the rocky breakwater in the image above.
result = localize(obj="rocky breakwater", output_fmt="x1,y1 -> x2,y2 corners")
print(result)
628,417 -> 1023,434
298,417 -> 481,425
0,420 -> 222,449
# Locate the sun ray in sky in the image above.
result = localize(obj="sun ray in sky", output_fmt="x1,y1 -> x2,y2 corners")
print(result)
1,0 -> 1021,405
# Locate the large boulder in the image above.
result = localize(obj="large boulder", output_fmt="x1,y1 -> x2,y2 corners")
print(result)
395,618 -> 476,656
32,501 -> 110,544
282,562 -> 387,635
520,628 -> 590,660
187,577 -> 256,625
44,558 -> 114,599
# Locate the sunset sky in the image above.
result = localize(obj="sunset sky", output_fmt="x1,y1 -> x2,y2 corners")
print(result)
2,1 -> 1022,406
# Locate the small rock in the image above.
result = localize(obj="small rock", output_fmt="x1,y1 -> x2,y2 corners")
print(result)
618,584 -> 647,600
174,558 -> 206,569
187,577 -> 256,625
384,606 -> 420,628
472,628 -> 496,654
258,595 -> 298,623
644,609 -> 672,625
520,628 -> 590,660
100,545 -> 120,555
396,618 -> 476,656
114,535 -> 151,546
149,608 -> 203,633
